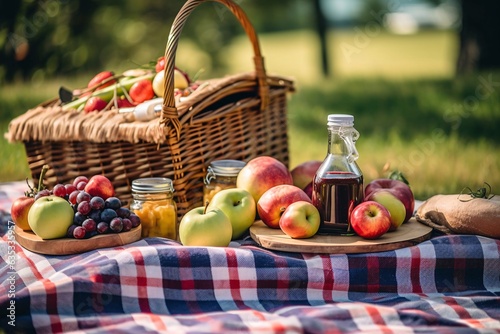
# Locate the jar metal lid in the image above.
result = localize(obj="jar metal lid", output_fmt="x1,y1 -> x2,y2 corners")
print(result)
205,159 -> 246,184
209,159 -> 246,177
131,177 -> 174,193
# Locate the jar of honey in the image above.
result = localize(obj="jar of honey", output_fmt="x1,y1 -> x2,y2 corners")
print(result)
130,177 -> 177,240
203,159 -> 246,204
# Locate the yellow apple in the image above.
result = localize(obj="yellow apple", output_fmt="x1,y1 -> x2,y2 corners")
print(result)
206,188 -> 256,240
365,190 -> 406,231
152,70 -> 165,97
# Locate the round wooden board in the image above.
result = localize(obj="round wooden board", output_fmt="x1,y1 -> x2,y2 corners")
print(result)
15,225 -> 142,255
249,218 -> 433,254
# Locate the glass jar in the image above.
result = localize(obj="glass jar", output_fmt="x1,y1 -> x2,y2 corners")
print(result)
312,114 -> 364,235
203,159 -> 246,204
130,177 -> 178,240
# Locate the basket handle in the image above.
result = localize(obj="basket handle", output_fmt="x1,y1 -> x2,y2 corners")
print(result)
160,0 -> 270,139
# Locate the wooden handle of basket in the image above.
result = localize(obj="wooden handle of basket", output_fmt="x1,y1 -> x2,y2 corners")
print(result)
160,0 -> 270,139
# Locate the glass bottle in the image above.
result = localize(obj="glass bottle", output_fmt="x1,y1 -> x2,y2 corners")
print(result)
312,114 -> 364,235
130,177 -> 178,240
203,159 -> 246,204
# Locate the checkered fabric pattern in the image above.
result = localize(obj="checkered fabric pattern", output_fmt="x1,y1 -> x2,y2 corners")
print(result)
0,181 -> 28,213
1,182 -> 499,333
1,230 -> 500,333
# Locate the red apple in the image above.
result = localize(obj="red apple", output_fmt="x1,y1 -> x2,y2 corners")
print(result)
84,96 -> 108,113
236,156 -> 293,204
279,201 -> 320,238
350,201 -> 391,239
84,175 -> 115,200
87,71 -> 116,90
290,160 -> 322,190
11,196 -> 35,231
257,184 -> 312,229
11,165 -> 49,231
365,179 -> 415,223
129,79 -> 155,103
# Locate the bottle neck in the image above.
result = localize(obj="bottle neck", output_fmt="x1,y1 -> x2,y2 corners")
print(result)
327,126 -> 359,162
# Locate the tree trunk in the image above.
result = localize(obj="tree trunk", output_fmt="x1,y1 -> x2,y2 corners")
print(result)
313,0 -> 330,77
457,0 -> 500,74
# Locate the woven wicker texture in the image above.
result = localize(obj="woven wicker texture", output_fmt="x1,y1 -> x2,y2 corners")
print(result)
7,0 -> 294,217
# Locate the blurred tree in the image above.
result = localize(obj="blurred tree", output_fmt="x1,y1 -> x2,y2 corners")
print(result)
456,0 -> 500,73
0,0 -> 312,84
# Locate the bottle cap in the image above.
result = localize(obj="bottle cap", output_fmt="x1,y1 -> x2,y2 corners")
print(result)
327,114 -> 354,127
131,177 -> 174,193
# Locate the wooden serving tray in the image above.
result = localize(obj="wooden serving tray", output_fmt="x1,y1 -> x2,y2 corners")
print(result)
250,218 -> 432,254
15,225 -> 142,255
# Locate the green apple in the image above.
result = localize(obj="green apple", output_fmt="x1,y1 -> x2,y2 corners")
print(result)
207,188 -> 256,240
179,206 -> 232,247
365,190 -> 406,231
279,201 -> 320,239
28,195 -> 74,239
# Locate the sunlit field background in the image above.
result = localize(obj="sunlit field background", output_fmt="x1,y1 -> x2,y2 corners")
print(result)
2,29 -> 499,200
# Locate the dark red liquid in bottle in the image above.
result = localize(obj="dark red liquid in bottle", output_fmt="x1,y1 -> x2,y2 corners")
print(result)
312,171 -> 364,234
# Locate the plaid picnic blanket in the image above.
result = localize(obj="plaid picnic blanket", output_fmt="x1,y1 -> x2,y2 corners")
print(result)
1,182 -> 500,333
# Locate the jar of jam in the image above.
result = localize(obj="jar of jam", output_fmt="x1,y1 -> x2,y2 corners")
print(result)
130,177 -> 178,240
203,159 -> 246,204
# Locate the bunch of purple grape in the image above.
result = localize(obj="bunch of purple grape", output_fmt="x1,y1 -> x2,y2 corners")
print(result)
66,192 -> 141,239
36,175 -> 141,239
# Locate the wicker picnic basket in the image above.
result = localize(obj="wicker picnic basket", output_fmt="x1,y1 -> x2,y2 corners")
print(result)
6,0 -> 294,218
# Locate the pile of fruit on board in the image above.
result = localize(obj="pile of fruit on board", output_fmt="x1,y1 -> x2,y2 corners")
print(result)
11,166 -> 141,240
178,156 -> 415,247
10,155 -> 415,249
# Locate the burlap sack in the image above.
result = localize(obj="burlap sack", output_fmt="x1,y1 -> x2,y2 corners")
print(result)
415,194 -> 500,239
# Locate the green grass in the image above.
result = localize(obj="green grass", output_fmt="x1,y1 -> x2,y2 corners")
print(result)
286,77 -> 500,200
2,29 -> 499,200
222,29 -> 458,82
